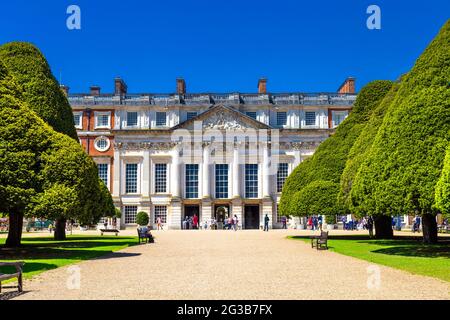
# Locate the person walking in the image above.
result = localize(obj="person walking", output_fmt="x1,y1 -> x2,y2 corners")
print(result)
263,214 -> 269,231
307,216 -> 313,230
281,216 -> 287,229
232,215 -> 238,231
318,215 -> 323,231
156,216 -> 163,230
313,216 -> 318,231
367,216 -> 374,238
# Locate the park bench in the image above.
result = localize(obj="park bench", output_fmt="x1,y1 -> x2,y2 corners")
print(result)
0,261 -> 25,293
137,228 -> 154,244
310,231 -> 329,250
100,229 -> 119,236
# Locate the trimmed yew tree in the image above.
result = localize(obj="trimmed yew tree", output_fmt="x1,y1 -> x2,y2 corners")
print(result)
0,62 -> 53,247
291,180 -> 343,218
435,146 -> 450,218
279,80 -> 393,222
351,20 -> 450,243
30,134 -> 115,240
0,42 -> 78,140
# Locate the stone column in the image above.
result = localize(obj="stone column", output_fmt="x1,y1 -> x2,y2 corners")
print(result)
262,143 -> 270,198
202,142 -> 211,198
232,144 -> 240,198
142,149 -> 150,197
171,146 -> 180,198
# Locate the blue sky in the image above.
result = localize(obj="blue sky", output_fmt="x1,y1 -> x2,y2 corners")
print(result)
0,0 -> 448,93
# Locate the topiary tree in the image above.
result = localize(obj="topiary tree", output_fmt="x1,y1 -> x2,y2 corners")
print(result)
280,80 -> 393,224
292,180 -> 343,218
435,145 -> 450,218
136,211 -> 149,226
0,42 -> 77,140
0,61 -> 56,247
30,133 -> 114,240
351,20 -> 450,243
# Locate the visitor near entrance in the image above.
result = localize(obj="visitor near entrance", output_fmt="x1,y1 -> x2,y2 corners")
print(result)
264,214 -> 270,232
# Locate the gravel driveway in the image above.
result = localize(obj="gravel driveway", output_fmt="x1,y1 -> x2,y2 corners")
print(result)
10,230 -> 450,300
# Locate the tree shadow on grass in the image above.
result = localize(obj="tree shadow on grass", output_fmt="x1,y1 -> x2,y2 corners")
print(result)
289,235 -> 450,259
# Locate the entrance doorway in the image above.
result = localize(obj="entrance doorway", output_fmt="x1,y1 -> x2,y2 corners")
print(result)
244,205 -> 260,229
214,204 -> 230,229
184,205 -> 200,229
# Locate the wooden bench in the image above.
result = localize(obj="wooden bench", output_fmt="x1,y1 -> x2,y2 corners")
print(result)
100,229 -> 119,236
137,228 -> 154,244
0,261 -> 25,293
310,231 -> 329,250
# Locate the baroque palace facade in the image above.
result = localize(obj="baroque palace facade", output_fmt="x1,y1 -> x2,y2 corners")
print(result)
64,77 -> 356,229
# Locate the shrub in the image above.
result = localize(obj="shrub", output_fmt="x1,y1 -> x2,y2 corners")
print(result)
136,211 -> 149,226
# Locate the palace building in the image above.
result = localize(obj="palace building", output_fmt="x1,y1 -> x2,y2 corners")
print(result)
64,77 -> 356,229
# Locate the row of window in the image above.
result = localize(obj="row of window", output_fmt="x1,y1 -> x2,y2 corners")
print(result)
75,110 -> 348,130
123,205 -> 167,224
121,162 -> 289,198
123,204 -> 289,225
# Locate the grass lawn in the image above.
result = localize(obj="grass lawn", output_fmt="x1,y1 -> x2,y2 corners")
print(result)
0,235 -> 138,281
288,235 -> 450,282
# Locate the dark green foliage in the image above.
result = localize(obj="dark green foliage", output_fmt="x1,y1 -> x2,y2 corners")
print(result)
0,62 -> 53,216
29,133 -> 115,225
0,44 -> 115,244
136,211 -> 149,226
351,20 -> 450,218
340,82 -> 397,214
435,145 -> 450,218
0,42 -> 77,139
280,80 -> 393,217
290,180 -> 343,216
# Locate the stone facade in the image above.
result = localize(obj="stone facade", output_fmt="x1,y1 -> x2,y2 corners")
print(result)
67,77 -> 356,229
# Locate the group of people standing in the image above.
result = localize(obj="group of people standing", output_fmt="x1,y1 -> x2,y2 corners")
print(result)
306,215 -> 323,231
182,214 -> 199,230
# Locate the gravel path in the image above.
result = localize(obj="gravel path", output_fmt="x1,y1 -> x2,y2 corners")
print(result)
10,230 -> 450,300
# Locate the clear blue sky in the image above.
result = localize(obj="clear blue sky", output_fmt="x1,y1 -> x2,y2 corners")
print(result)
0,0 -> 448,93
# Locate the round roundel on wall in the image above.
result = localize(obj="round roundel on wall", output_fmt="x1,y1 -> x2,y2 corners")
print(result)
94,136 -> 110,152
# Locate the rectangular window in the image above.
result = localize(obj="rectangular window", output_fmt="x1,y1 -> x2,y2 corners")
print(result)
155,163 -> 167,193
246,111 -> 257,120
305,111 -> 316,126
73,112 -> 82,129
95,112 -> 110,128
332,111 -> 348,127
156,112 -> 167,126
215,164 -> 229,199
124,205 -> 138,224
98,163 -> 109,188
277,163 -> 288,193
245,164 -> 258,198
186,112 -> 197,121
277,112 -> 287,126
154,205 -> 167,224
125,163 -> 138,193
127,112 -> 138,127
185,164 -> 199,199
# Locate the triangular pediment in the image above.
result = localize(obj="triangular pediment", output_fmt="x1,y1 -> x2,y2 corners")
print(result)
173,105 -> 272,131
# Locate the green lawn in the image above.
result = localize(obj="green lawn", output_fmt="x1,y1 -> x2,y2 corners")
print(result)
288,235 -> 450,282
0,235 -> 139,280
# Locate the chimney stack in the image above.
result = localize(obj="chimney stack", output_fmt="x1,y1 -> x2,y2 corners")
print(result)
257,78 -> 267,94
60,85 -> 69,96
176,78 -> 186,95
114,77 -> 128,96
90,85 -> 101,96
337,77 -> 356,94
